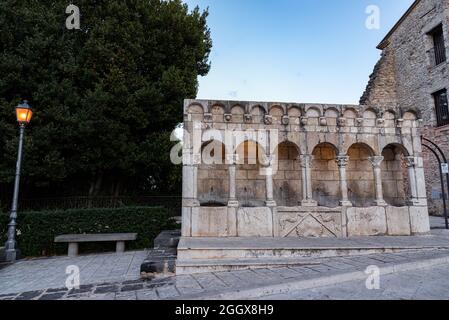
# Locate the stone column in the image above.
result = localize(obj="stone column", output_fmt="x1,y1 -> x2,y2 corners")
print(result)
405,156 -> 428,206
264,162 -> 277,207
182,153 -> 200,237
336,155 -> 352,207
405,156 -> 419,204
227,155 -> 239,207
300,155 -> 317,207
369,156 -> 387,206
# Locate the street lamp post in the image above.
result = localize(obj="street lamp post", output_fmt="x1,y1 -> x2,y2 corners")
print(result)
4,100 -> 33,262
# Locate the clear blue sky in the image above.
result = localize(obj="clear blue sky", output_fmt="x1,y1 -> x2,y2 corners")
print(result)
184,0 -> 414,104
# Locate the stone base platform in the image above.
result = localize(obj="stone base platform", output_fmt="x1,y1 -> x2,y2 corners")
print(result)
176,234 -> 449,274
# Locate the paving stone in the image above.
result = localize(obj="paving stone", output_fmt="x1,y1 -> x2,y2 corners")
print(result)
156,285 -> 180,299
15,290 -> 44,300
39,292 -> 67,300
121,284 -> 144,292
115,292 -> 137,300
136,290 -> 158,300
94,285 -> 118,294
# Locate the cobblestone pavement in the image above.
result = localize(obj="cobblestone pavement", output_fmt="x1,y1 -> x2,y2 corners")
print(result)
259,263 -> 449,300
0,217 -> 448,300
0,250 -> 147,296
1,249 -> 449,300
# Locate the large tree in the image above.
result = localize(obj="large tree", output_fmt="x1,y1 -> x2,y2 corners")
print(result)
0,0 -> 211,199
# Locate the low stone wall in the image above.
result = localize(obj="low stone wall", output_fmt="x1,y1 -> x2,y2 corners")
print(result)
182,205 -> 430,238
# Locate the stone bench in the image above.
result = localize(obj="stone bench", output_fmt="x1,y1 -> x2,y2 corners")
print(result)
54,233 -> 137,257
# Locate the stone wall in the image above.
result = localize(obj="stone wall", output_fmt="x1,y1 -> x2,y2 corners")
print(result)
361,0 -> 449,215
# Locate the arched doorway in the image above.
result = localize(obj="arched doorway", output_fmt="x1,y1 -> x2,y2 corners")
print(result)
273,141 -> 301,206
311,143 -> 339,207
198,140 -> 228,206
235,140 -> 267,207
347,143 -> 376,207
381,144 -> 410,207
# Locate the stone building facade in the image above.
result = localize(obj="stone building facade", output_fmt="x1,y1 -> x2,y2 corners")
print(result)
181,99 -> 430,241
361,0 -> 449,215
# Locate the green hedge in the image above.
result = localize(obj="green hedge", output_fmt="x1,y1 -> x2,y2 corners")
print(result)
0,207 -> 178,257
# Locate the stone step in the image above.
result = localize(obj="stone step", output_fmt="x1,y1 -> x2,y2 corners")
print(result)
176,235 -> 449,274
140,230 -> 181,278
154,230 -> 181,249
176,257 -> 320,275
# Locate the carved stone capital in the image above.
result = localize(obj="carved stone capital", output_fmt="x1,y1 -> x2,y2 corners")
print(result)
404,156 -> 416,168
264,115 -> 273,125
244,114 -> 252,123
319,117 -> 327,126
282,115 -> 290,125
224,114 -> 232,122
336,155 -> 350,168
368,156 -> 384,169
299,155 -> 314,168
337,117 -> 346,127
204,113 -> 213,122
300,116 -> 308,126
376,118 -> 385,127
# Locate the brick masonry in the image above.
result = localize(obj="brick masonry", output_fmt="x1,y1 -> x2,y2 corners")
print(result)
361,0 -> 449,215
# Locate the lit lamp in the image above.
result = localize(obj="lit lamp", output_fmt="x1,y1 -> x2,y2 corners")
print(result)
4,100 -> 33,262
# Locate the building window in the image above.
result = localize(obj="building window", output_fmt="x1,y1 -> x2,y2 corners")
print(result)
433,89 -> 449,127
429,24 -> 447,66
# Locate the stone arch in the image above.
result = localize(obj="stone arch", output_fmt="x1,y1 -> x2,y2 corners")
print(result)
383,110 -> 396,128
306,106 -> 322,117
230,104 -> 245,123
272,141 -> 301,206
311,143 -> 339,208
363,109 -> 378,127
288,105 -> 302,117
231,104 -> 245,114
403,111 -> 418,128
234,140 -> 267,207
187,103 -> 205,114
250,105 -> 267,124
343,108 -> 358,127
198,140 -> 229,207
269,105 -> 285,125
324,108 -> 339,126
381,144 -> 411,207
250,104 -> 268,114
347,143 -> 376,207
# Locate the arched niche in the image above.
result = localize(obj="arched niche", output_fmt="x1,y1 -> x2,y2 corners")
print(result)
250,105 -> 266,124
273,141 -> 301,206
347,143 -> 376,207
363,109 -> 377,127
403,111 -> 418,128
381,144 -> 410,207
306,107 -> 321,126
343,108 -> 357,126
269,106 -> 284,125
383,110 -> 396,128
235,141 -> 267,207
210,104 -> 225,123
198,140 -> 229,207
187,103 -> 204,121
324,108 -> 339,126
230,104 -> 245,123
312,143 -> 339,208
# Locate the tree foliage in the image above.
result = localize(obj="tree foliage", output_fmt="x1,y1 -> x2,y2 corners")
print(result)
0,0 -> 211,198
